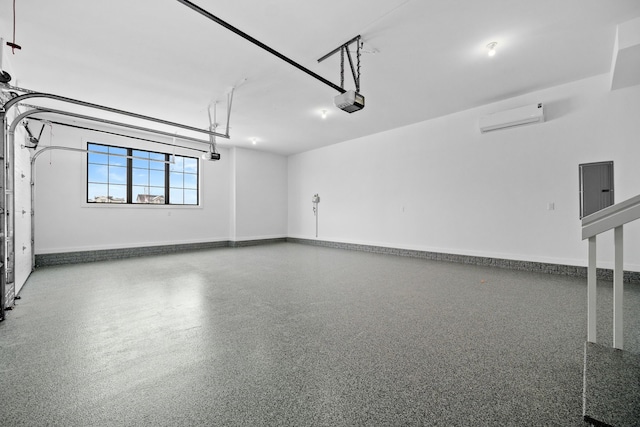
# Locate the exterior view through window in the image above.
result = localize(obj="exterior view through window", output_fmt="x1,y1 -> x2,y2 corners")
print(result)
87,142 -> 199,205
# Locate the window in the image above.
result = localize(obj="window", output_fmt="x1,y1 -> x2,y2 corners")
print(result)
87,142 -> 199,205
169,156 -> 199,205
132,149 -> 167,204
87,144 -> 127,203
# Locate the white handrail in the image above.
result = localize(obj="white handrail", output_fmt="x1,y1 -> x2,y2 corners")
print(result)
581,193 -> 640,350
582,193 -> 640,239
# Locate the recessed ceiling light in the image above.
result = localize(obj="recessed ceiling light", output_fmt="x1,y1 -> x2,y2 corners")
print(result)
487,42 -> 497,57
251,138 -> 257,145
321,109 -> 327,119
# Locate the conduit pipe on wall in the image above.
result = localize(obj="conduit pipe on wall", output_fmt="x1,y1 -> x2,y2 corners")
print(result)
312,194 -> 320,238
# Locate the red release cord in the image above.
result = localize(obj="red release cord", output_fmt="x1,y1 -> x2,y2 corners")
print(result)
7,0 -> 22,53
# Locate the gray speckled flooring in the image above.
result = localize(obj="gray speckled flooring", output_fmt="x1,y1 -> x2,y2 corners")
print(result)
583,342 -> 640,426
1,242 -> 639,426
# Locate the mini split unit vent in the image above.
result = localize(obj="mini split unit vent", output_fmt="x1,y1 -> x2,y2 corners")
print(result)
479,103 -> 545,133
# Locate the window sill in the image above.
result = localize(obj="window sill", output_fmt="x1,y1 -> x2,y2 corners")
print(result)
82,202 -> 202,210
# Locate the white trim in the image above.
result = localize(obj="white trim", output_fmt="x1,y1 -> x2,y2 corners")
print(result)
81,202 -> 202,210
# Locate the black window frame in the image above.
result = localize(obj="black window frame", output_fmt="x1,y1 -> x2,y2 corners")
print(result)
86,142 -> 199,206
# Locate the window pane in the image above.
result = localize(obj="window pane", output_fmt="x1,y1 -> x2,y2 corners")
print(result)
132,168 -> 149,186
108,147 -> 127,166
169,188 -> 183,204
150,170 -> 165,187
108,185 -> 127,203
184,189 -> 198,205
132,150 -> 150,169
88,164 -> 108,183
170,157 -> 184,172
149,186 -> 164,197
134,186 -> 165,204
170,172 -> 183,187
184,158 -> 198,173
88,143 -> 109,164
150,152 -> 164,161
150,159 -> 165,171
88,183 -> 108,202
88,143 -> 107,151
88,152 -> 109,165
132,157 -> 149,169
132,186 -> 147,203
184,173 -> 197,189
109,166 -> 127,184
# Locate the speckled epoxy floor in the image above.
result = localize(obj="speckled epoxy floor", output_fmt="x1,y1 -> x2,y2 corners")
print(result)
1,243 -> 639,426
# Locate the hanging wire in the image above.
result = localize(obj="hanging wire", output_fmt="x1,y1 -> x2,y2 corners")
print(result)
207,102 -> 217,154
356,40 -> 362,92
340,47 -> 345,89
8,0 -> 22,53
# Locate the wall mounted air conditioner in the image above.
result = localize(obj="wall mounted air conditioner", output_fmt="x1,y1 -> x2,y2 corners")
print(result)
479,103 -> 544,133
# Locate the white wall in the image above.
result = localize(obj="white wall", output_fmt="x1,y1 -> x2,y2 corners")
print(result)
34,125 -> 230,253
34,126 -> 288,254
230,147 -> 288,241
22,72 -> 640,272
288,74 -> 640,271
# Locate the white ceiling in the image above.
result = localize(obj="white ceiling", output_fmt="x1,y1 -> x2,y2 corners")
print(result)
2,0 -> 640,155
